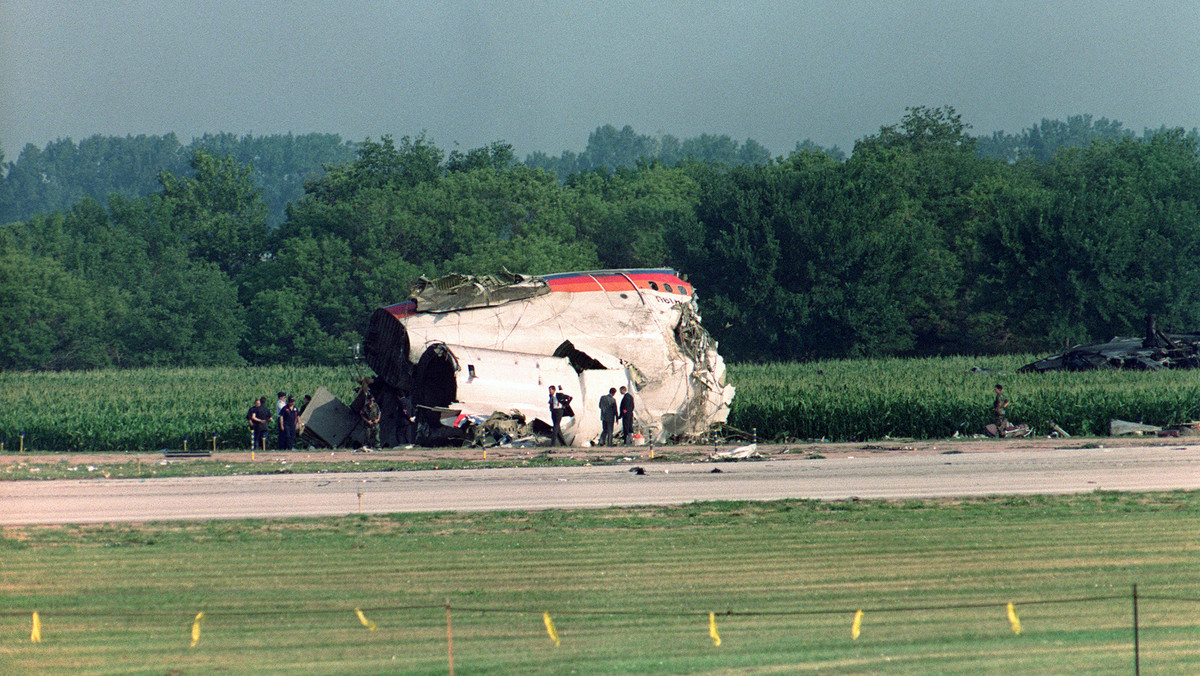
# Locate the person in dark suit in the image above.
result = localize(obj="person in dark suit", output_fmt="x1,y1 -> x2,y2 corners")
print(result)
548,385 -> 572,446
599,387 -> 618,446
619,386 -> 635,445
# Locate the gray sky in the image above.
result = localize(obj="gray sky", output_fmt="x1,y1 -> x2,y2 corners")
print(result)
3,0 -> 1199,159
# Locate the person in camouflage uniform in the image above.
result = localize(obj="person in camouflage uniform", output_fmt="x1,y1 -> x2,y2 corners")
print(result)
360,394 -> 381,449
992,384 -> 1010,438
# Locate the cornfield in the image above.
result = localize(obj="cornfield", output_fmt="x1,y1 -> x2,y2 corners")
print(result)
0,365 -> 361,452
729,355 -> 1200,441
3,357 -> 1199,451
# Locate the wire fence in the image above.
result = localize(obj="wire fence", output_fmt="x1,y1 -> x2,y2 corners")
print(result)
8,585 -> 1199,673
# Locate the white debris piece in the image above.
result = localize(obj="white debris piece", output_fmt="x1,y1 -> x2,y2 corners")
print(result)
1109,419 -> 1162,436
708,443 -> 760,461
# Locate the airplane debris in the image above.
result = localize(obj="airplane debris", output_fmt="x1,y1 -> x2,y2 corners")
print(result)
708,443 -> 761,461
1021,315 -> 1200,372
1110,419 -> 1200,437
1109,419 -> 1162,436
363,268 -> 735,447
297,386 -> 360,448
984,422 -> 1032,438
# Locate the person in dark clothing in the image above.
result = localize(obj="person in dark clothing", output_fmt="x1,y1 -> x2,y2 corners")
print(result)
619,386 -> 635,445
247,397 -> 270,451
246,398 -> 258,449
278,396 -> 299,450
397,390 -> 416,445
360,394 -> 381,449
548,385 -> 572,446
599,388 -> 618,446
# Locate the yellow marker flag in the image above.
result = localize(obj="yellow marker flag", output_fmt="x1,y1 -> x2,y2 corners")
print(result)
190,612 -> 205,648
543,612 -> 560,647
31,612 -> 42,643
1006,602 -> 1021,635
708,612 -> 721,647
851,609 -> 863,640
355,608 -> 378,631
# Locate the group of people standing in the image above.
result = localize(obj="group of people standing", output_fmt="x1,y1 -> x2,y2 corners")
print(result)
599,386 -> 636,446
547,384 -> 636,447
246,392 -> 310,451
248,384 -> 632,452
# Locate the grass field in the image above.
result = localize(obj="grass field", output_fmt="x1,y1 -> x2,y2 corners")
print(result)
4,492 -> 1200,673
5,357 -> 1200,451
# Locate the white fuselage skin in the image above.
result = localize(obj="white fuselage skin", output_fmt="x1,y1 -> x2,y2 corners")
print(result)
401,286 -> 733,446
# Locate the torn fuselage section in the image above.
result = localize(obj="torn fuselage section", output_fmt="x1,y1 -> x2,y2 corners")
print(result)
1019,315 -> 1200,373
363,269 -> 735,446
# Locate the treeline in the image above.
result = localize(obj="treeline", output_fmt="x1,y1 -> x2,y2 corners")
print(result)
0,132 -> 358,228
2,115 -> 1171,226
524,124 -> 780,180
3,106 -> 1200,370
0,127 -> 777,226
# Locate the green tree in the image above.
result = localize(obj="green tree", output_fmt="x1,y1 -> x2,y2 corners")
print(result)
156,150 -> 270,276
0,251 -> 119,369
304,135 -> 443,206
970,130 -> 1200,348
976,115 -> 1133,163
243,236 -> 387,364
524,125 -> 773,181
0,134 -> 188,225
191,132 -> 356,227
569,163 -> 700,269
679,134 -> 770,165
846,106 -> 999,353
116,259 -> 246,366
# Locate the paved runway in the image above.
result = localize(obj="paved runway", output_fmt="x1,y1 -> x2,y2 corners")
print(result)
3,445 -> 1199,525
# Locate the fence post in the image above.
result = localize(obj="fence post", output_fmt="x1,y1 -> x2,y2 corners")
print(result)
446,598 -> 454,676
1132,583 -> 1140,675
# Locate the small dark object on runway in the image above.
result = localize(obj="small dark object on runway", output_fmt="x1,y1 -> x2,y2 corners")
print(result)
163,450 -> 211,458
630,466 -> 645,475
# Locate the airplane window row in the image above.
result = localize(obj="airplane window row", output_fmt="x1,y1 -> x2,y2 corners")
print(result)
646,281 -> 690,295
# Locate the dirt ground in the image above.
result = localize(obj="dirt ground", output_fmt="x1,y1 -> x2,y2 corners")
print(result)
1,434 -> 1193,467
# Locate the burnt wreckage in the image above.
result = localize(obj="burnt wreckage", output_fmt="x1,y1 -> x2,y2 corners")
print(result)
1019,316 -> 1200,373
361,269 -> 735,446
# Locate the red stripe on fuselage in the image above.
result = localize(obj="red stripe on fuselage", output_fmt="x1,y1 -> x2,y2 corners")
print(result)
546,271 -> 691,296
379,271 -> 692,318
382,300 -> 418,319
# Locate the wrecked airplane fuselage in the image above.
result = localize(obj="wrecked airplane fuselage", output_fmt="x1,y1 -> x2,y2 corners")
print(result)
1019,316 -> 1200,373
363,269 -> 735,446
